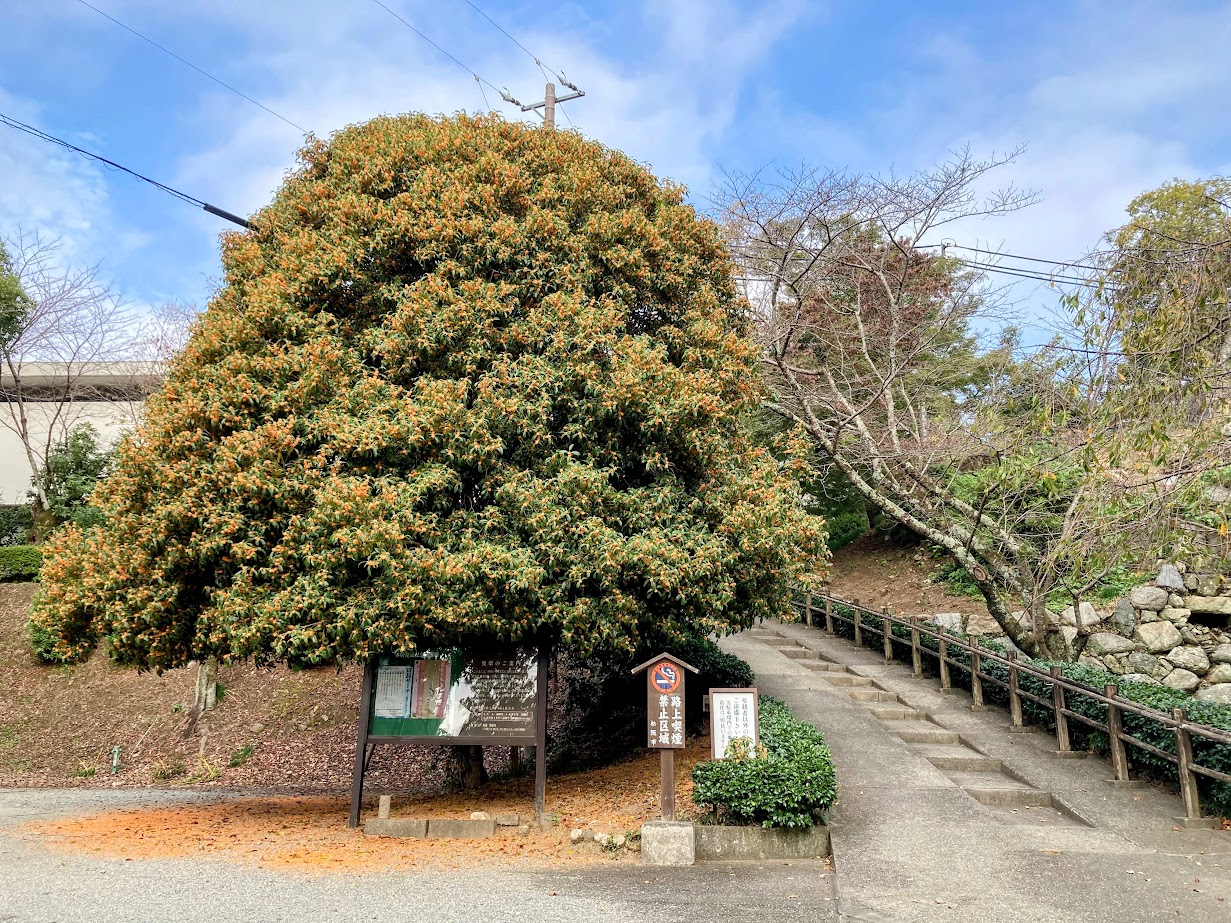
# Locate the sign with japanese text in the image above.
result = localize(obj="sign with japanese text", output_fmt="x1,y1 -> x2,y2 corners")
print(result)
646,659 -> 686,749
369,649 -> 538,740
710,688 -> 759,759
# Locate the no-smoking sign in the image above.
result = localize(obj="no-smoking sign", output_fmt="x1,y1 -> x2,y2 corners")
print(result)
650,661 -> 681,694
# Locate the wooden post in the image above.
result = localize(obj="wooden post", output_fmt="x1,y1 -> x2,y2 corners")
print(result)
909,617 -> 922,676
534,647 -> 549,822
1008,652 -> 1024,728
348,660 -> 376,828
854,607 -> 863,647
938,635 -> 951,691
804,591 -> 813,627
970,638 -> 984,708
509,747 -> 521,775
660,749 -> 675,821
1105,684 -> 1129,782
1172,708 -> 1202,820
824,598 -> 834,633
1050,666 -> 1071,752
882,616 -> 892,662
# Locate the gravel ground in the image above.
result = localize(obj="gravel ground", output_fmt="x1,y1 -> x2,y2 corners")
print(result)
0,789 -> 839,923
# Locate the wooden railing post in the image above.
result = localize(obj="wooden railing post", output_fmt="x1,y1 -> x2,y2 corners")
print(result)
1050,665 -> 1071,752
824,598 -> 834,633
909,616 -> 922,676
1105,684 -> 1129,782
938,633 -> 951,691
854,606 -> 863,647
970,638 -> 984,709
1172,708 -> 1203,820
882,616 -> 892,662
804,591 -> 813,627
1008,652 -> 1024,728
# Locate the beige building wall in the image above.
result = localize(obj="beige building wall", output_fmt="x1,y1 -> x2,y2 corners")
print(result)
0,401 -> 142,503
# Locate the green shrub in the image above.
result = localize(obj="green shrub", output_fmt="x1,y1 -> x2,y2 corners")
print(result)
0,544 -> 41,581
691,696 -> 837,828
0,504 -> 34,546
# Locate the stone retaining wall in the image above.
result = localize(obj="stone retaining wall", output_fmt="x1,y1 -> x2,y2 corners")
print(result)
939,565 -> 1231,704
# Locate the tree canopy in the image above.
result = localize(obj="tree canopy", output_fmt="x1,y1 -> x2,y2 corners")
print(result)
31,114 -> 825,670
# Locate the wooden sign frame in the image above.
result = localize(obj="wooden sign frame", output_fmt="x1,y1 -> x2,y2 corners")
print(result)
349,645 -> 549,827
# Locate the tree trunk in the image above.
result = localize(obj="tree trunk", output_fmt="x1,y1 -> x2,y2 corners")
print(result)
193,657 -> 219,713
456,745 -> 488,789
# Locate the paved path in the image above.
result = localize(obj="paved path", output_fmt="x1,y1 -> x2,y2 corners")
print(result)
721,622 -> 1231,923
0,788 -> 837,923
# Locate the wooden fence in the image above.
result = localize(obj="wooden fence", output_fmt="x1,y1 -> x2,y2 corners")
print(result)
796,590 -> 1231,822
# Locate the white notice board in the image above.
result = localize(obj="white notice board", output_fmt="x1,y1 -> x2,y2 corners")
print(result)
710,687 -> 759,759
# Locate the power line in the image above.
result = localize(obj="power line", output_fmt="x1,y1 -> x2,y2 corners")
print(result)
0,113 -> 251,229
959,259 -> 1109,290
74,0 -> 309,134
371,0 -> 507,109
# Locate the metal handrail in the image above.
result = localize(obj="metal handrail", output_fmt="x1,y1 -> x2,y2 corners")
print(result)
792,590 -> 1231,819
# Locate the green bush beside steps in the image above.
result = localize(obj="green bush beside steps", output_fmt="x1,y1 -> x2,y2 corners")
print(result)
691,696 -> 837,828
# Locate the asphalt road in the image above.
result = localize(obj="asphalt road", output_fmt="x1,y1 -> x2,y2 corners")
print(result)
0,789 -> 839,923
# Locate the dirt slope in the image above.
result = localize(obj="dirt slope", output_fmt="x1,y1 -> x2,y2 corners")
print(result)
824,534 -> 998,634
0,583 -> 440,791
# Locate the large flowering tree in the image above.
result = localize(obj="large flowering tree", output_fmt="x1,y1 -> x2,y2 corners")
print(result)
31,114 -> 825,670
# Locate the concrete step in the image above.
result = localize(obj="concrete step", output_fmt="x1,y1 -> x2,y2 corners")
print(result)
847,689 -> 901,703
821,674 -> 874,688
942,769 -> 1035,791
910,744 -> 1003,772
779,648 -> 817,660
865,705 -> 927,721
796,659 -> 847,673
884,720 -> 960,745
964,788 -> 1056,809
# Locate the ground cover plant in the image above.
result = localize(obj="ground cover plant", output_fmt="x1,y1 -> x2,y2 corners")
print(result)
690,696 -> 837,828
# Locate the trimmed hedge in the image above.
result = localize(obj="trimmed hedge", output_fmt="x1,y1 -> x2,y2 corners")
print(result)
691,696 -> 838,828
822,597 -> 1231,817
0,544 -> 41,582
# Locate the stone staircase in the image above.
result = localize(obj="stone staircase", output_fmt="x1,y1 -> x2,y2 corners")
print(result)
748,627 -> 1085,827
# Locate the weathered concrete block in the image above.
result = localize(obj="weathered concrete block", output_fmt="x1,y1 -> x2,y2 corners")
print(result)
378,795 -> 391,819
641,821 -> 695,866
494,813 -> 521,827
694,824 -> 830,861
427,818 -> 496,838
364,818 -> 428,838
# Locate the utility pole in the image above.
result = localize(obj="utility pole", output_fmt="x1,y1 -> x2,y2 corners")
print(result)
501,76 -> 584,130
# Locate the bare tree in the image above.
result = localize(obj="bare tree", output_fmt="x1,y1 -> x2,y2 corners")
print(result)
721,149 -> 1135,658
0,230 -> 137,526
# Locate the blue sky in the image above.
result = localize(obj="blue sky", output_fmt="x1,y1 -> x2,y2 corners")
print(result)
2,0 -> 1230,332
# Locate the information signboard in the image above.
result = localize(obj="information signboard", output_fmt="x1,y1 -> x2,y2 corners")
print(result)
709,687 -> 759,759
368,650 -> 538,740
349,644 -> 548,828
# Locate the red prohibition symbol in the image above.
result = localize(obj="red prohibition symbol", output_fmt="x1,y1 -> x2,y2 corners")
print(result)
650,662 -> 681,694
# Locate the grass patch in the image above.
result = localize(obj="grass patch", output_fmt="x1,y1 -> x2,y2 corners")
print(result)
229,745 -> 254,768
